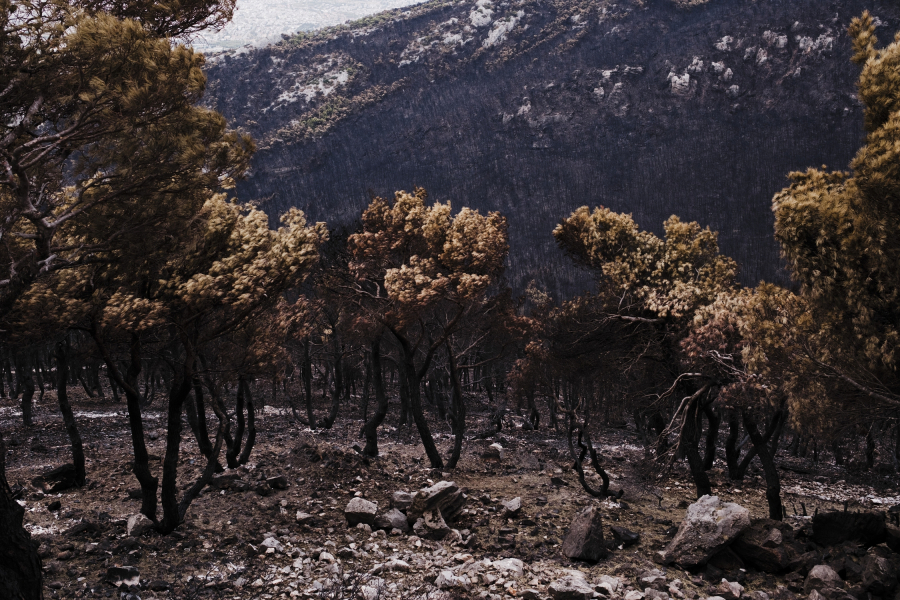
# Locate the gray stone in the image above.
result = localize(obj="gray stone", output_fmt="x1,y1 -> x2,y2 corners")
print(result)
344,497 -> 378,526
126,514 -> 154,537
407,481 -> 465,524
435,570 -> 471,590
562,505 -> 607,563
861,553 -> 898,595
375,508 -> 410,532
733,519 -> 798,573
392,491 -> 414,511
611,525 -> 640,547
640,569 -> 667,589
503,497 -> 523,517
493,558 -> 524,578
805,565 -> 842,594
260,537 -> 284,553
717,579 -> 744,600
549,571 -> 598,600
656,495 -> 751,568
412,508 -> 450,540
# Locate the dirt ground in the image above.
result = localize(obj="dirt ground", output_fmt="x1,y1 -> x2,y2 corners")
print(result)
2,387 -> 899,600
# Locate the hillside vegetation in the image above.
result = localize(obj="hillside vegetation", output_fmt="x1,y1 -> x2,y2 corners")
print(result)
204,0 -> 900,295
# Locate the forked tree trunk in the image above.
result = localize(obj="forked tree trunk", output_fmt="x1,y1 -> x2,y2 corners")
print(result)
743,409 -> 785,520
396,341 -> 442,468
93,331 -> 159,521
362,339 -> 388,457
56,343 -> 85,486
237,380 -> 256,466
680,387 -> 712,498
0,431 -> 42,600
159,361 -> 194,533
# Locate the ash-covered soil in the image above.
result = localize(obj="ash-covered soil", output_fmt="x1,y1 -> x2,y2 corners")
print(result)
2,389 -> 899,600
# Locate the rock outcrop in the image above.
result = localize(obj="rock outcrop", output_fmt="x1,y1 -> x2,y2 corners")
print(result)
656,495 -> 750,568
561,505 -> 608,563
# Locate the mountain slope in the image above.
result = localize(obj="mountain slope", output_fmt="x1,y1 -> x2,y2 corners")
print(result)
203,0 -> 900,296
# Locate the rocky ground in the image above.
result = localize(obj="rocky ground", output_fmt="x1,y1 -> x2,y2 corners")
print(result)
2,389 -> 900,600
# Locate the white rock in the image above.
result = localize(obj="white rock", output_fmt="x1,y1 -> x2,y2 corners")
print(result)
435,570 -> 471,590
126,514 -> 154,537
261,537 -> 284,553
318,551 -> 335,563
550,571 -> 598,600
493,558 -> 524,578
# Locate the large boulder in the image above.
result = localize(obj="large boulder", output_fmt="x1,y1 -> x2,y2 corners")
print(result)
406,481 -> 465,525
375,508 -> 410,533
656,495 -> 750,568
861,551 -> 899,596
562,505 -> 608,563
733,519 -> 800,573
344,498 -> 378,526
812,512 -> 886,547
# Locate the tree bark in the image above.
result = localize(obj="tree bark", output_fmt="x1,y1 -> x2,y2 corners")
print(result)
20,360 -> 34,428
0,431 -> 43,600
743,409 -> 784,520
55,343 -> 85,486
237,379 -> 256,466
445,345 -> 466,469
225,376 -> 246,469
159,357 -> 194,533
321,348 -> 342,429
702,402 -> 720,471
93,331 -> 158,521
302,340 -> 316,429
397,343 -> 443,468
681,388 -> 713,498
362,338 -> 388,457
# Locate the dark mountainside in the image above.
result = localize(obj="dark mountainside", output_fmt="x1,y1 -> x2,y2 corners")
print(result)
203,0 -> 900,297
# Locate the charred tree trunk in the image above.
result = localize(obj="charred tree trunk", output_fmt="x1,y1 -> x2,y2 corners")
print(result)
55,343 -> 85,486
743,409 -> 785,520
321,349 -> 342,430
680,386 -> 713,498
19,361 -> 34,428
237,380 -> 256,466
226,376 -> 247,469
158,358 -> 194,534
188,375 -> 213,460
0,431 -> 43,600
395,339 -> 443,468
702,401 -> 720,471
446,345 -> 466,469
302,340 -> 316,429
398,365 -> 410,427
93,331 -> 158,521
362,339 -> 388,457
